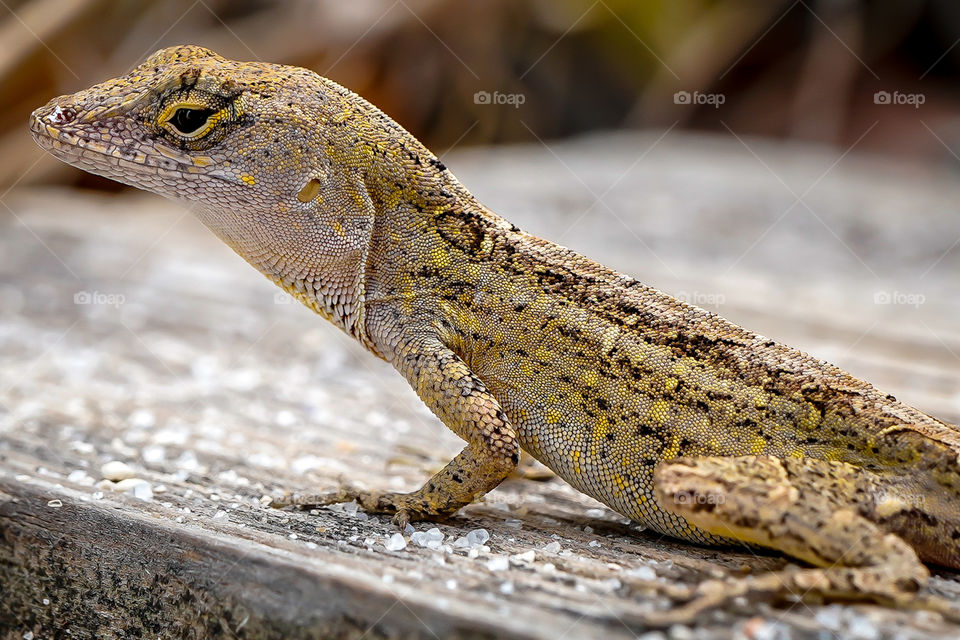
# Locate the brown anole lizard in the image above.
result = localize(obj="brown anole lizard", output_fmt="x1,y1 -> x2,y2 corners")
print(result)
30,45 -> 960,621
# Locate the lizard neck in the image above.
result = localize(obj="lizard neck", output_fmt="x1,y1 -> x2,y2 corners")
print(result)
192,202 -> 378,355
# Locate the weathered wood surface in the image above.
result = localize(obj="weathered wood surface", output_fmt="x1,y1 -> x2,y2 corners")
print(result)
2,132 -> 960,639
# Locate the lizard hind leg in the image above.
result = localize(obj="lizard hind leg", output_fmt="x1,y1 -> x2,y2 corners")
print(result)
648,455 -> 953,622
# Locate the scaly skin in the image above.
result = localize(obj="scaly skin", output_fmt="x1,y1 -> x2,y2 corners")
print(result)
30,46 -> 960,616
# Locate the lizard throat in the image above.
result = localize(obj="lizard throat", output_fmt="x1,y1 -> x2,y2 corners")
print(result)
192,208 -> 378,357
270,274 -> 373,351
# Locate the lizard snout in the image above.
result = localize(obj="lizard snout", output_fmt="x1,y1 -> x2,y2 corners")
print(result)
29,98 -> 78,145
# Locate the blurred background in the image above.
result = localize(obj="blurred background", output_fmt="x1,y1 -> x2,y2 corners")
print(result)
4,0 -> 960,189
1,1 -> 959,442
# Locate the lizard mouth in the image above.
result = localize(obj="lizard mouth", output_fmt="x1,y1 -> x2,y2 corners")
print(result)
29,103 -> 211,190
31,108 -> 143,168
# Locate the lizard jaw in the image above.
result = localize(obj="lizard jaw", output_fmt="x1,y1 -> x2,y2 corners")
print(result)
29,102 -> 216,194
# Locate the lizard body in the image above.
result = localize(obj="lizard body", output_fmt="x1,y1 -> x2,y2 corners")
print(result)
31,46 -> 960,616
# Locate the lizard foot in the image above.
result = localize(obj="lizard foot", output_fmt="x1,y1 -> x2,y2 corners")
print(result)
271,489 -> 445,528
645,455 -> 960,624
634,569 -> 960,628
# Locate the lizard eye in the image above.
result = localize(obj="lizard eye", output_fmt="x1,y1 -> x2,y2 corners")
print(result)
156,95 -> 243,147
166,107 -> 216,136
158,101 -> 223,141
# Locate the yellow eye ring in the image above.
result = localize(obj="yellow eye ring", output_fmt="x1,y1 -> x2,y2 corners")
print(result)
158,102 -> 223,139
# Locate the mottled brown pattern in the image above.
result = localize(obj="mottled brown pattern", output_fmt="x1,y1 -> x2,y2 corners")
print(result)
30,45 -> 960,616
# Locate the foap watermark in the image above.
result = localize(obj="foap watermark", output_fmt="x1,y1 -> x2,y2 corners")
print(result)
671,491 -> 725,507
479,492 -> 525,508
674,90 -> 725,109
274,291 -> 295,305
74,290 -> 125,308
871,488 -> 927,511
675,290 -> 726,308
874,290 -> 925,308
474,90 -> 525,108
873,90 -> 925,109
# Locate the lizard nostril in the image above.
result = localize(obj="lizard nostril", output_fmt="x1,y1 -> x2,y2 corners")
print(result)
45,105 -> 77,125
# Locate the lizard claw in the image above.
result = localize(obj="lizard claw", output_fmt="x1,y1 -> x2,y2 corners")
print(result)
354,491 -> 433,526
392,509 -> 412,530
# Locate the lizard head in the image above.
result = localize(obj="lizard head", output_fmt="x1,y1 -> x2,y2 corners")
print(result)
30,45 -> 413,331
33,46 -> 278,203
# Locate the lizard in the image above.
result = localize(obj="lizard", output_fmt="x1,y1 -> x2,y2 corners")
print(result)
29,45 -> 960,620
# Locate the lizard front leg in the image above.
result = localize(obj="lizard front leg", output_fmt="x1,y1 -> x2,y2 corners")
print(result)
274,332 -> 519,528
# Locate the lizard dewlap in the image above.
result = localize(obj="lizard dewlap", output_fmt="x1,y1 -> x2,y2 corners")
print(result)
30,45 -> 960,617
